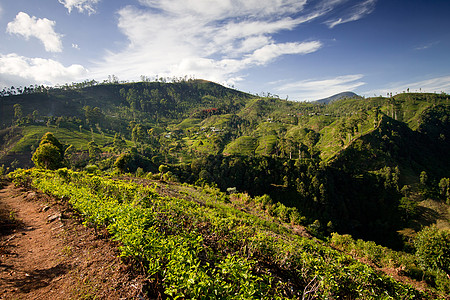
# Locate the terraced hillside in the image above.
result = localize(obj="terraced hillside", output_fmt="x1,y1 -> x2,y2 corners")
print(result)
1,80 -> 449,297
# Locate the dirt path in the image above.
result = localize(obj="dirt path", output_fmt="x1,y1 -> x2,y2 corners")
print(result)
0,179 -> 149,300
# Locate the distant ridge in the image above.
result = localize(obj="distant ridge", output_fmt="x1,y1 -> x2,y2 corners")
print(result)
314,91 -> 359,104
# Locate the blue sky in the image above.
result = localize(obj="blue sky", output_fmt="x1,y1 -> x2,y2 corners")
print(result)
0,0 -> 449,100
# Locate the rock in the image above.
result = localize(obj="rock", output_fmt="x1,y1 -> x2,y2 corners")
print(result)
25,192 -> 37,201
47,213 -> 61,223
42,205 -> 50,212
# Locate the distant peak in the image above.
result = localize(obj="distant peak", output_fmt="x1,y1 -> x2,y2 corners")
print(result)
314,91 -> 359,104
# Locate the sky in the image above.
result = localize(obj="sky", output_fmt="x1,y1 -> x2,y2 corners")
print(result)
0,0 -> 449,101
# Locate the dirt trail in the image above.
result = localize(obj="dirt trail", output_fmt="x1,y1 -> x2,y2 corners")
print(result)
0,179 -> 148,300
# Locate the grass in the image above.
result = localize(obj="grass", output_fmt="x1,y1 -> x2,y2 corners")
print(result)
418,199 -> 450,230
223,136 -> 257,156
255,135 -> 277,156
183,136 -> 218,156
12,125 -> 116,152
175,118 -> 202,130
199,114 -> 233,128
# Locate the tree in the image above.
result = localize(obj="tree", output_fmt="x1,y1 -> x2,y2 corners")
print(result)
14,104 -> 23,123
64,144 -> 77,167
32,110 -> 39,122
113,133 -> 127,153
420,171 -> 429,196
438,178 -> 450,203
114,153 -> 131,173
88,141 -> 101,162
84,106 -> 104,126
32,132 -> 64,170
39,132 -> 64,154
132,124 -> 146,145
420,171 -> 428,186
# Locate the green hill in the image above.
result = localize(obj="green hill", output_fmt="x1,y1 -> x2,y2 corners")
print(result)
1,80 -> 449,297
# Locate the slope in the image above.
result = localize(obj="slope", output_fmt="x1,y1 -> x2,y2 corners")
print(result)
9,169 -> 443,299
0,178 -> 148,299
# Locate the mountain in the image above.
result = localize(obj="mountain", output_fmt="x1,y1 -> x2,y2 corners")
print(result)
314,91 -> 360,104
1,81 -> 449,242
1,80 -> 449,297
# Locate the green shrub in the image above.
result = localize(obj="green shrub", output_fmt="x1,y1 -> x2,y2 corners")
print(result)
85,164 -> 99,174
414,225 -> 450,279
8,168 -> 425,299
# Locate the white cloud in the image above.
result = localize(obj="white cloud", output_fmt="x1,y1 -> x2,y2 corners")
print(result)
93,1 -> 325,85
275,74 -> 366,100
6,12 -> 63,52
138,0 -> 308,20
244,41 -> 322,65
58,0 -> 100,14
0,53 -> 88,87
90,0 -> 377,85
325,0 -> 377,28
414,41 -> 440,51
363,75 -> 450,96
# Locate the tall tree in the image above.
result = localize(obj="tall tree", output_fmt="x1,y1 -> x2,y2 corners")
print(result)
13,103 -> 23,123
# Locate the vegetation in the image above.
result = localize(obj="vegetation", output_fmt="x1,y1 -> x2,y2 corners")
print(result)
10,168 -> 429,298
31,132 -> 64,169
1,79 -> 449,298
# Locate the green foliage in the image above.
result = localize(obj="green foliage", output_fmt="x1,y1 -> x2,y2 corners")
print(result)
438,178 -> 450,204
32,143 -> 62,170
32,132 -> 64,170
83,106 -> 104,125
158,164 -> 168,174
398,197 -> 418,221
14,103 -> 23,121
414,225 -> 450,274
85,164 -> 99,174
329,232 -> 450,295
114,151 -> 156,173
8,168 -> 425,299
87,141 -> 101,161
223,136 -> 257,156
2,82 -> 450,294
113,133 -> 127,153
39,132 -> 64,154
414,226 -> 450,293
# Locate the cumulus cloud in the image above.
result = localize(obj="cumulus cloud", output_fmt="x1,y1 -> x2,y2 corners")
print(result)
275,74 -> 366,100
58,0 -> 100,14
6,12 -> 63,52
325,0 -> 377,28
0,53 -> 88,87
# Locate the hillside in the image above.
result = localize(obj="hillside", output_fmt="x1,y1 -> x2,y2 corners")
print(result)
0,80 -> 449,297
5,169 -> 447,298
0,178 -> 147,299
